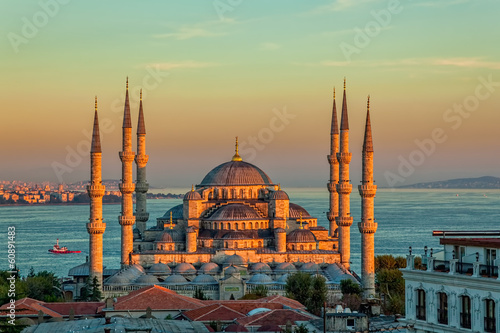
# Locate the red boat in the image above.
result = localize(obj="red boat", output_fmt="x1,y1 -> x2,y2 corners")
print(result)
48,239 -> 81,254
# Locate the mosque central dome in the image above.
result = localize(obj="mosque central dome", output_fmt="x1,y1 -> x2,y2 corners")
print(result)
200,160 -> 273,186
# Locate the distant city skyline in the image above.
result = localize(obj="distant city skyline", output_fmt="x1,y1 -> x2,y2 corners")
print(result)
2,0 -> 499,188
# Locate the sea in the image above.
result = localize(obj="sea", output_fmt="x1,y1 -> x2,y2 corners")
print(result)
1,188 -> 499,278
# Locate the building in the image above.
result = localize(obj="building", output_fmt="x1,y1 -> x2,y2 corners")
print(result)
67,79 -> 378,301
401,231 -> 500,333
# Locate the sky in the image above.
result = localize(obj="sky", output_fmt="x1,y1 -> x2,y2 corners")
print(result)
1,0 -> 500,188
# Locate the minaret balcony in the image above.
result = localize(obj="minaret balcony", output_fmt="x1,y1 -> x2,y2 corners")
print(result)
135,212 -> 149,222
87,185 -> 105,197
327,155 -> 339,165
336,216 -> 353,227
135,155 -> 149,166
336,183 -> 352,194
119,183 -> 136,193
119,216 -> 136,226
87,222 -> 106,234
358,221 -> 378,233
358,184 -> 377,197
135,182 -> 149,193
327,183 -> 337,192
326,210 -> 337,222
119,151 -> 136,162
337,152 -> 352,164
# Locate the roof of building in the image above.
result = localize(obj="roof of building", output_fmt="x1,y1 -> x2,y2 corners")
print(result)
222,231 -> 254,240
236,309 -> 318,327
68,262 -> 90,277
184,189 -> 202,200
224,253 -> 246,266
111,285 -> 204,311
247,274 -> 274,285
0,298 -> 104,318
192,274 -> 218,285
274,262 -> 297,273
135,274 -> 159,285
148,262 -> 171,274
199,262 -> 220,275
440,237 -> 500,248
200,160 -> 273,186
174,263 -> 197,274
225,265 -> 240,276
300,262 -> 321,272
164,274 -> 189,285
182,303 -> 246,322
225,323 -> 249,332
286,229 -> 316,243
249,262 -> 272,274
289,203 -> 312,218
159,204 -> 183,220
208,204 -> 262,220
269,190 -> 289,200
156,229 -> 184,242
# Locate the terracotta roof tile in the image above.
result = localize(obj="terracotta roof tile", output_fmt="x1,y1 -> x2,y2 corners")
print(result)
236,309 -> 317,327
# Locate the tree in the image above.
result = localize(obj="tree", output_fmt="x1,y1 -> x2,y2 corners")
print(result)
254,285 -> 268,297
307,276 -> 327,316
375,255 -> 406,315
340,279 -> 362,296
90,276 -> 102,301
79,277 -> 101,301
285,272 -> 327,316
194,287 -> 210,301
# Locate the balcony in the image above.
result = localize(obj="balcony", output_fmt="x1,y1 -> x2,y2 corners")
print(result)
430,259 -> 498,278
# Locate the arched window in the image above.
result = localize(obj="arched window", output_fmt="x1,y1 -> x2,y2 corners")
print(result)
460,295 -> 471,329
240,189 -> 245,198
416,289 -> 426,320
242,222 -> 246,230
159,245 -> 163,250
225,242 -> 228,248
260,222 -> 264,229
258,241 -> 262,247
437,292 -> 448,325
300,245 -> 304,250
292,245 -> 295,250
485,299 -> 496,332
169,245 -> 172,251
235,242 -> 238,248
235,223 -> 239,230
202,241 -> 205,247
309,244 -> 313,250
249,222 -> 253,229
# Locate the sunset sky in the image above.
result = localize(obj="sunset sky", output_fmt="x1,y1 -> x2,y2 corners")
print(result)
2,0 -> 500,188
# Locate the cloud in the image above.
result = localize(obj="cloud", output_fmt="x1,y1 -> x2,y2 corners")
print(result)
308,0 -> 381,14
146,61 -> 219,70
154,27 -> 226,40
413,0 -> 470,8
260,42 -> 281,50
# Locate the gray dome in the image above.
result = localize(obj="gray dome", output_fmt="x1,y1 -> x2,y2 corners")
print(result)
224,254 -> 245,266
192,274 -> 218,285
200,262 -> 220,275
155,231 -> 173,243
209,204 -> 261,220
156,229 -> 184,242
269,190 -> 289,200
287,229 -> 316,243
174,263 -> 197,275
160,204 -> 183,220
274,228 -> 286,234
148,262 -> 171,274
106,273 -> 131,285
250,262 -> 272,274
289,203 -> 312,218
184,190 -> 202,200
200,160 -> 273,186
225,265 -> 240,276
135,274 -> 159,285
277,273 -> 290,284
275,262 -> 297,273
222,231 -> 252,240
247,273 -> 273,285
300,262 -> 320,272
164,274 -> 188,284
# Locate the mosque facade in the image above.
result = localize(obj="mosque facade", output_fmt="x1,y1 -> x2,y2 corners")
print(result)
66,79 -> 377,301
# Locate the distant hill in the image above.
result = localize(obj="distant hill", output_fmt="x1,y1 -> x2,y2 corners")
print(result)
400,176 -> 500,189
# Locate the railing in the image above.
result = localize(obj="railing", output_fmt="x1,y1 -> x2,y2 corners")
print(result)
457,262 -> 474,275
416,305 -> 426,320
437,308 -> 448,325
480,264 -> 498,278
485,316 -> 496,332
460,313 -> 471,329
433,260 -> 450,273
430,260 -> 498,278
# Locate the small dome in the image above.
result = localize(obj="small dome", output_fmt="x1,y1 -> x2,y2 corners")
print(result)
200,262 -> 220,275
247,273 -> 273,285
275,262 -> 297,273
250,262 -> 272,274
287,229 -> 316,243
192,274 -> 218,285
156,229 -> 184,242
155,231 -> 173,243
106,273 -> 131,285
274,228 -> 286,234
222,231 -> 251,240
159,204 -> 183,220
148,262 -> 171,274
200,160 -> 273,186
277,273 -> 290,284
289,203 -> 312,218
269,190 -> 289,200
164,274 -> 188,284
225,265 -> 240,276
300,262 -> 320,272
135,274 -> 159,285
224,254 -> 245,266
184,189 -> 202,200
174,263 -> 197,275
208,204 -> 261,220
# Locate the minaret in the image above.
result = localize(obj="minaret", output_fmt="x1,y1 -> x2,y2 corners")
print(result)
87,97 -> 106,291
135,89 -> 149,235
119,78 -> 136,267
327,87 -> 339,237
336,78 -> 353,270
358,96 -> 377,299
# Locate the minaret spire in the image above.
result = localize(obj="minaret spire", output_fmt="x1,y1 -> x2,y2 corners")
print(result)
327,86 -> 339,237
135,88 -> 149,235
232,136 -> 242,161
358,95 -> 377,299
87,97 -> 106,294
119,78 -> 136,267
336,78 -> 353,270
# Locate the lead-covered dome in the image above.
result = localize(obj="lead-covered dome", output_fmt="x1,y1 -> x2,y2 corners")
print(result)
287,229 -> 316,243
289,203 -> 312,219
208,204 -> 262,220
200,161 -> 273,186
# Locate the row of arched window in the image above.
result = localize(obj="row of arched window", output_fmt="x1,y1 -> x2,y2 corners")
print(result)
206,188 -> 265,200
205,221 -> 269,230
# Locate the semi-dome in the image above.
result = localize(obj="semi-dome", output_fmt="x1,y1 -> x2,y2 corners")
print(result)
192,274 -> 218,285
289,203 -> 312,219
287,229 -> 316,243
164,274 -> 188,284
135,274 -> 159,285
159,204 -> 183,220
148,262 -> 171,274
174,263 -> 197,275
225,265 -> 240,276
274,262 -> 297,273
200,160 -> 273,186
250,262 -> 272,274
200,262 -> 220,275
224,253 -> 245,266
208,204 -> 261,220
222,231 -> 252,240
269,190 -> 289,200
155,231 -> 173,243
247,273 -> 273,285
277,273 -> 290,284
300,262 -> 320,272
156,229 -> 184,242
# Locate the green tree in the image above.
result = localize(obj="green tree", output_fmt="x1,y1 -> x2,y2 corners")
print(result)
375,255 -> 406,315
340,279 -> 362,296
90,276 -> 102,301
254,285 -> 268,297
194,287 -> 210,301
25,271 -> 62,302
285,272 -> 327,316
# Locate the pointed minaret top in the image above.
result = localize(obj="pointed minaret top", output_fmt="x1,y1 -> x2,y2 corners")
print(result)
340,78 -> 349,130
137,89 -> 146,135
363,95 -> 373,152
331,87 -> 339,135
91,96 -> 102,153
123,78 -> 132,129
232,136 -> 242,161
